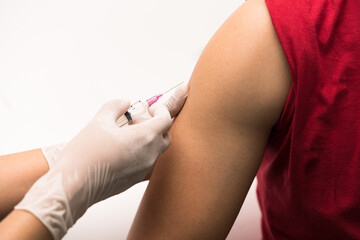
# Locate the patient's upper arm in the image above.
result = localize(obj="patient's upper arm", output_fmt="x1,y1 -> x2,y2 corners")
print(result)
128,0 -> 292,239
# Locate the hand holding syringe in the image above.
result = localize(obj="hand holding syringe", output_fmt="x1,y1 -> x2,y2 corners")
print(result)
116,82 -> 186,127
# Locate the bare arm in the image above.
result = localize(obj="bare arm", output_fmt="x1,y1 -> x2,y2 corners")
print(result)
0,150 -> 52,238
0,149 -> 49,219
128,0 -> 292,239
0,210 -> 52,239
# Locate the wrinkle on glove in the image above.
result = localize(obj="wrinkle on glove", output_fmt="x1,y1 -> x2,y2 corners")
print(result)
41,143 -> 67,169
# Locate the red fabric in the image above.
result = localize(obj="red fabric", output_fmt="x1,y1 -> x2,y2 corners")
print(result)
257,0 -> 360,239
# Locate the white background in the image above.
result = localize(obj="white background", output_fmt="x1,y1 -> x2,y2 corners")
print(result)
0,0 -> 261,239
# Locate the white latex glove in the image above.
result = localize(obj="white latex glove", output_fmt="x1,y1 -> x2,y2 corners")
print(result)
41,143 -> 67,169
165,82 -> 188,118
16,99 -> 173,240
40,82 -> 188,170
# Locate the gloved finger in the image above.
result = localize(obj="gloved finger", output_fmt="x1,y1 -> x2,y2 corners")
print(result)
143,133 -> 171,181
96,98 -> 130,122
145,102 -> 172,134
164,82 -> 189,118
160,133 -> 171,153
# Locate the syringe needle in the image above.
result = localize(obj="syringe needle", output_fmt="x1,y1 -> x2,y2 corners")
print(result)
162,81 -> 184,95
117,82 -> 186,127
146,81 -> 185,107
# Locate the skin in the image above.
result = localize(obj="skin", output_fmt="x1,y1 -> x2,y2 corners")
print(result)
0,103 -> 183,240
0,149 -> 52,239
0,149 -> 49,219
0,210 -> 52,240
128,0 -> 292,239
0,0 -> 290,238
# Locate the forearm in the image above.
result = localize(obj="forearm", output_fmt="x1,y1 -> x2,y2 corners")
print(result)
0,210 -> 52,240
0,149 -> 49,219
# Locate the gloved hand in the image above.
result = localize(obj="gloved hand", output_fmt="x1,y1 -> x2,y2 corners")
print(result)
16,99 -> 173,240
165,82 -> 188,118
41,82 -> 188,169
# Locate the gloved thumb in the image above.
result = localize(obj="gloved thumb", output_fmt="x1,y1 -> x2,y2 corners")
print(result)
165,82 -> 188,118
146,102 -> 172,134
96,98 -> 130,122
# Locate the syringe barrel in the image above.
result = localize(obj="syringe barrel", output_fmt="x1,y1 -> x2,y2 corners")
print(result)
116,115 -> 130,127
116,101 -> 148,127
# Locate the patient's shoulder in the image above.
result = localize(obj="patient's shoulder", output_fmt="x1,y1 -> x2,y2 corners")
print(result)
188,0 -> 292,132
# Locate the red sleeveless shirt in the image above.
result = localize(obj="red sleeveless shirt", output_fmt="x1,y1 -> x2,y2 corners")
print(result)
256,0 -> 360,239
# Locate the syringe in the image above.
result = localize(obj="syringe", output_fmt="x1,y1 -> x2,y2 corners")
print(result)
116,82 -> 183,127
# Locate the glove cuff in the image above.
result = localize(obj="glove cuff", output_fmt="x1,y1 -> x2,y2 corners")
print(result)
15,172 -> 74,240
41,143 -> 67,169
